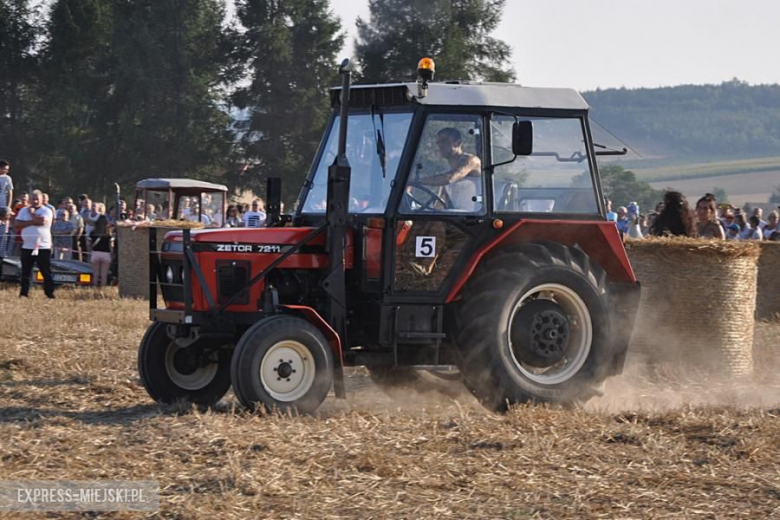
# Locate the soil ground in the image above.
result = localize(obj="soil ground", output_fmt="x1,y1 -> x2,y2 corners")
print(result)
1,286 -> 779,518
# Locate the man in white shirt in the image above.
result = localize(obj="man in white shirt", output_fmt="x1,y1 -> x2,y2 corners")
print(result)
752,207 -> 767,231
0,160 -> 12,209
242,199 -> 266,228
14,190 -> 55,298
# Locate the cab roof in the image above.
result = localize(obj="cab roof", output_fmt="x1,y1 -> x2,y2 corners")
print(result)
332,82 -> 590,111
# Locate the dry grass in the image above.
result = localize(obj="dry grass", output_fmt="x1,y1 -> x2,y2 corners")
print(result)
625,236 -> 762,258
1,285 -> 779,518
116,220 -> 204,229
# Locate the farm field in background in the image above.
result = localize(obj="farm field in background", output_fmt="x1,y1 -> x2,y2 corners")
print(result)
1,287 -> 779,518
630,156 -> 780,183
646,169 -> 780,207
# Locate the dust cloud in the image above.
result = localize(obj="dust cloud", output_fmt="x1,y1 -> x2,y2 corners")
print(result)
327,318 -> 780,416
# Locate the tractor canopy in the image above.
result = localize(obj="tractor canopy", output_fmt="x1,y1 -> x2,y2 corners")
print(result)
297,82 -> 604,223
134,178 -> 228,225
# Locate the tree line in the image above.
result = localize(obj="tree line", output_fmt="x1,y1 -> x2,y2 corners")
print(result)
584,80 -> 780,159
5,0 -> 776,210
0,0 -> 513,204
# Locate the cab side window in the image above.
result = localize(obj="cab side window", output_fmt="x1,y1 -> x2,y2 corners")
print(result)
400,114 -> 484,214
491,116 -> 598,214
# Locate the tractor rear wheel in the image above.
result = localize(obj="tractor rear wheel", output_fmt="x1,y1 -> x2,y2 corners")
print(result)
138,322 -> 232,406
454,242 -> 611,411
367,367 -> 463,399
231,316 -> 334,414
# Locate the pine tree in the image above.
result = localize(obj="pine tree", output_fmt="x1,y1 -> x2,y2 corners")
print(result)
35,0 -> 115,196
232,0 -> 344,203
38,0 -> 234,199
105,0 -> 234,191
355,0 -> 514,84
0,0 -> 43,183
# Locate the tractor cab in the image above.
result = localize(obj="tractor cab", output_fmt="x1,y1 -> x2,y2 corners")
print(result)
140,58 -> 640,415
134,178 -> 227,226
295,74 -> 610,299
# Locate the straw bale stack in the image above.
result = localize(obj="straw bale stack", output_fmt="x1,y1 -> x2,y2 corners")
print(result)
117,221 -> 202,299
624,237 -> 760,377
756,241 -> 780,319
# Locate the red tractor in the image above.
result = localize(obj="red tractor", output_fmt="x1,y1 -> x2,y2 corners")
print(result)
139,59 -> 640,413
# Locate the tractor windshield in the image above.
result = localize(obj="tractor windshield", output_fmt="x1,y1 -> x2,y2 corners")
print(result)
301,111 -> 413,214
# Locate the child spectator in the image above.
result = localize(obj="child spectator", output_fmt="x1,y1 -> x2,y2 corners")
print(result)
0,160 -> 13,210
0,207 -> 14,259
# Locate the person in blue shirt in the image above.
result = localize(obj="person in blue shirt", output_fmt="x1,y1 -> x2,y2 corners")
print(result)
605,198 -> 618,222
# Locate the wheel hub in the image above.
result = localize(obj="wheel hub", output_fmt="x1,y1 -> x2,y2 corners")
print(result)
165,343 -> 219,391
276,361 -> 295,379
260,342 -> 314,401
511,299 -> 570,368
173,347 -> 200,375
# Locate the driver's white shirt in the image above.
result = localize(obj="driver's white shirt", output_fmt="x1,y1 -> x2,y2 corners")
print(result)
447,177 -> 480,212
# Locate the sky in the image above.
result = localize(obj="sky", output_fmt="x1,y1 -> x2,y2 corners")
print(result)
327,0 -> 780,91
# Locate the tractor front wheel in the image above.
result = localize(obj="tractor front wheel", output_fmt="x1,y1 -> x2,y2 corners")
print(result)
138,322 -> 232,406
454,242 -> 611,411
231,316 -> 334,414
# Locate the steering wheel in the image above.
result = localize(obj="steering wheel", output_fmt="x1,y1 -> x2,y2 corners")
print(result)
405,181 -> 452,211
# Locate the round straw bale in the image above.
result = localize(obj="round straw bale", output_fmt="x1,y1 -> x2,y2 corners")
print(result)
624,237 -> 760,377
117,222 -> 202,299
756,241 -> 780,320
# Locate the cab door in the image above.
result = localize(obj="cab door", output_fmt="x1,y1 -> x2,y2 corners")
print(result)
391,113 -> 486,296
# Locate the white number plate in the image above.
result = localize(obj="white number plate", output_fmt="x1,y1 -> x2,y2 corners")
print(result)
415,236 -> 436,258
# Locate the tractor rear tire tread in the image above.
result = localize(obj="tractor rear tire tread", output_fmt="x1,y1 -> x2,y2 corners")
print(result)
454,242 -> 611,412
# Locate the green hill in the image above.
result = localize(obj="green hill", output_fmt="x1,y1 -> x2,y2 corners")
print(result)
583,80 -> 780,161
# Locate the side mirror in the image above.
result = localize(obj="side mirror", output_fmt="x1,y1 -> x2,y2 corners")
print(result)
512,121 -> 533,156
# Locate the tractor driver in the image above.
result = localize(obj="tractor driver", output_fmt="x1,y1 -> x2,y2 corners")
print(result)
418,127 -> 482,212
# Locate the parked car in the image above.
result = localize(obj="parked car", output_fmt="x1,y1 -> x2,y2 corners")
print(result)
0,256 -> 94,286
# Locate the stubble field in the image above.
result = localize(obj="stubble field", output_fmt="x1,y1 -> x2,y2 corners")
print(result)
0,286 -> 779,518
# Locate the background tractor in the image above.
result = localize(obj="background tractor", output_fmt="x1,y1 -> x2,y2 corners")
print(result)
139,58 -> 640,413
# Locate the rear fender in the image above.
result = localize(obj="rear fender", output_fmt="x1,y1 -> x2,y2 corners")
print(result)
447,220 -> 636,303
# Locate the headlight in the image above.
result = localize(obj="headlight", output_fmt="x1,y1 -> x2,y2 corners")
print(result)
165,266 -> 174,284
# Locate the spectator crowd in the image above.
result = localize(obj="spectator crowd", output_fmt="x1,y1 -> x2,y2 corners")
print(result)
0,159 -> 270,294
606,191 -> 780,242
1,156 -> 778,296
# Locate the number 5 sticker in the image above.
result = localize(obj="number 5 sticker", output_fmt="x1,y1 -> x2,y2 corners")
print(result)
415,236 -> 436,258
